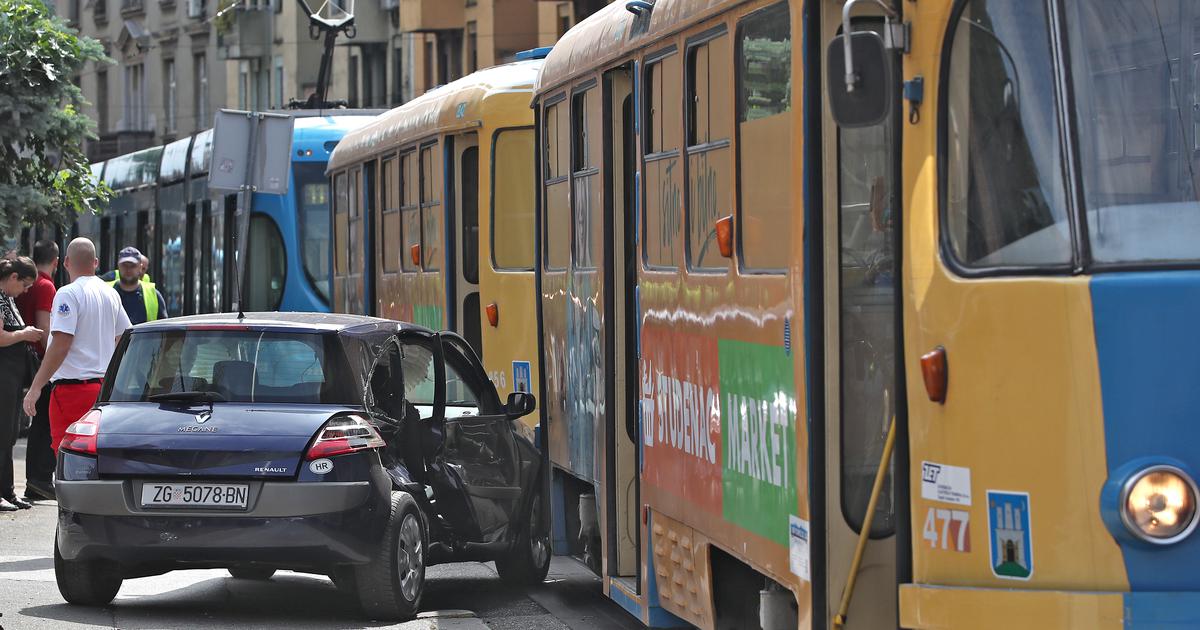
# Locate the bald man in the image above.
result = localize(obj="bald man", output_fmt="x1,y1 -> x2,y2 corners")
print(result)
23,238 -> 131,453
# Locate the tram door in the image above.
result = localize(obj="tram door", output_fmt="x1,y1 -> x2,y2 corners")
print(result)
452,133 -> 482,356
601,65 -> 640,584
821,12 -> 901,630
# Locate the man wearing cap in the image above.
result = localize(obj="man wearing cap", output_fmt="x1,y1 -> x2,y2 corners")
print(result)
109,246 -> 167,325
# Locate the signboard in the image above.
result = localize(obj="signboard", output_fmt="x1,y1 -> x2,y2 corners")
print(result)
208,109 -> 295,194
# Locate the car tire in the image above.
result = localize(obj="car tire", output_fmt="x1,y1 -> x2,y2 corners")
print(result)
54,538 -> 122,606
228,567 -> 276,580
496,491 -> 551,585
354,491 -> 426,620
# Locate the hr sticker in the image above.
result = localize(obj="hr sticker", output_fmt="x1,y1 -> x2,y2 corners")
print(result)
309,458 -> 333,475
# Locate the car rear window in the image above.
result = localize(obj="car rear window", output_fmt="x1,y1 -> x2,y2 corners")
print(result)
104,330 -> 359,404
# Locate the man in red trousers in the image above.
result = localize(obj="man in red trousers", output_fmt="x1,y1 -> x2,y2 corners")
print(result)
22,238 -> 130,454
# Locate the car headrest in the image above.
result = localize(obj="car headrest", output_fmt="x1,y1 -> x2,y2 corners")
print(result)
212,360 -> 255,400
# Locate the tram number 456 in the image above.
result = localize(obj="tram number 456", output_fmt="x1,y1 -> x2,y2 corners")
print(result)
923,507 -> 971,552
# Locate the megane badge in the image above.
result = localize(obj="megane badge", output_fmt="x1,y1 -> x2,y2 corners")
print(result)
196,410 -> 212,424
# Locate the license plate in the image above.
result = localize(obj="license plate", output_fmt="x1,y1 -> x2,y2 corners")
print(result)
140,483 -> 249,509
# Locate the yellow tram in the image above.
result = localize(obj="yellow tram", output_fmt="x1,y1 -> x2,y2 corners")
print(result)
327,52 -> 545,404
532,0 -> 1200,629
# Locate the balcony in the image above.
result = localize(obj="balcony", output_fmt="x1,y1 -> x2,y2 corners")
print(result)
399,0 -> 462,32
217,6 -> 271,59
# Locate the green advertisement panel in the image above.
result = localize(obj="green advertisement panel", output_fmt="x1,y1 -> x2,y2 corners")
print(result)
413,304 -> 443,331
719,339 -> 798,546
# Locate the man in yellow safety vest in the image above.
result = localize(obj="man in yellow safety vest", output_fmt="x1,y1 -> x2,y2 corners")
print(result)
108,247 -> 167,324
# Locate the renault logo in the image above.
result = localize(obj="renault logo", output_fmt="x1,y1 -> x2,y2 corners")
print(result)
196,410 -> 212,424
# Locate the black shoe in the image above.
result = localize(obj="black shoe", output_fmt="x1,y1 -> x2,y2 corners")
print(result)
0,498 -> 18,512
24,478 -> 54,501
3,496 -> 31,510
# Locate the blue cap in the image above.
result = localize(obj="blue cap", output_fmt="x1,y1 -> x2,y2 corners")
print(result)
117,246 -> 142,265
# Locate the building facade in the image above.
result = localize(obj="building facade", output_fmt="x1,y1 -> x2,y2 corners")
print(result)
61,0 -> 231,161
64,0 -> 615,162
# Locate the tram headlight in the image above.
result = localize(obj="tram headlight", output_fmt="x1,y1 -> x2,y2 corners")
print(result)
1121,466 -> 1199,544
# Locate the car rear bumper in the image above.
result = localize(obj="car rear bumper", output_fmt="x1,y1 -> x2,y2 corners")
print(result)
56,476 -> 391,573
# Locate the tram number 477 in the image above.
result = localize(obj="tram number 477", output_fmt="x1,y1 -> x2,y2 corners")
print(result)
923,507 -> 970,552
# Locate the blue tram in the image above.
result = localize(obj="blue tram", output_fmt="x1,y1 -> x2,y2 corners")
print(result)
60,112 -> 378,315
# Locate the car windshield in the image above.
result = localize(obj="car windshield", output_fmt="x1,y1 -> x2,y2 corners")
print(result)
104,329 -> 358,404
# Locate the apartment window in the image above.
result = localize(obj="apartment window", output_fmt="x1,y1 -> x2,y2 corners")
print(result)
556,4 -> 570,39
194,53 -> 209,128
466,22 -> 478,73
94,0 -> 107,22
274,56 -> 285,109
349,54 -> 359,108
68,0 -> 80,24
123,63 -> 146,131
423,37 -> 434,92
97,69 -> 109,134
238,61 -> 250,110
164,58 -> 177,133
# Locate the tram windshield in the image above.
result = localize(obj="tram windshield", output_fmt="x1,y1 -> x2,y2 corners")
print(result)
295,162 -> 332,301
1068,0 -> 1200,264
946,0 -> 1200,268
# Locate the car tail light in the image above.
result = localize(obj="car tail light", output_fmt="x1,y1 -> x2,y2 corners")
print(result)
61,409 -> 102,455
306,414 -> 385,460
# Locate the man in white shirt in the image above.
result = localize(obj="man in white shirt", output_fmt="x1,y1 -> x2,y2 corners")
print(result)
22,238 -> 131,453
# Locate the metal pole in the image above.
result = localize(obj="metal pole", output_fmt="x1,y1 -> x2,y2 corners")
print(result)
233,111 -> 259,314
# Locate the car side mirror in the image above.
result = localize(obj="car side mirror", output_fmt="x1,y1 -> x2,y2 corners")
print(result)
827,31 -> 894,128
506,391 -> 536,419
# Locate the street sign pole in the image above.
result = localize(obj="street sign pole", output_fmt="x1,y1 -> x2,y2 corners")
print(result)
208,109 -> 295,314
234,111 -> 260,314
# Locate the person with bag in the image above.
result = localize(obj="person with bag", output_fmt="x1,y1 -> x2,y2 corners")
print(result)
15,240 -> 58,501
0,256 -> 44,511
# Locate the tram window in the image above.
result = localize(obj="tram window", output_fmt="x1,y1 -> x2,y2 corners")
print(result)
348,168 -> 362,286
461,145 -> 479,284
643,53 -> 683,268
245,214 -> 285,311
158,183 -> 186,316
1064,2 -> 1200,264
943,0 -> 1070,269
401,151 -> 420,271
572,89 -> 601,270
737,2 -> 792,272
685,35 -> 732,272
419,143 -> 441,271
544,100 -> 570,271
838,19 -> 896,539
295,162 -> 332,302
381,155 -> 400,273
334,172 -> 349,275
492,129 -> 535,271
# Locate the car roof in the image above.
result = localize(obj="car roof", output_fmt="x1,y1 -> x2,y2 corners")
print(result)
132,312 -> 432,335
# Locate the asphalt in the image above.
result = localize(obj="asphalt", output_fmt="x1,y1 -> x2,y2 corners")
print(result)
0,441 -> 646,630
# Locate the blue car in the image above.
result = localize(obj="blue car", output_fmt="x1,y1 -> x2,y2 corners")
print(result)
54,313 -> 549,620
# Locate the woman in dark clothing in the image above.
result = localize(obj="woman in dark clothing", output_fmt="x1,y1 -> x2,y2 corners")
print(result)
0,257 -> 44,511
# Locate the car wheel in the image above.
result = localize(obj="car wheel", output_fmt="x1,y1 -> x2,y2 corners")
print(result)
496,491 -> 551,585
54,537 -> 122,606
354,491 -> 426,620
228,567 -> 276,580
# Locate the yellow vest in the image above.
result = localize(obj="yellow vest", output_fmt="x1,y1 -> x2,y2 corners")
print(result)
108,278 -> 160,321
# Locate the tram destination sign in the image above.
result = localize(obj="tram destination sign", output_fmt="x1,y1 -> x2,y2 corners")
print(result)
208,109 -> 295,195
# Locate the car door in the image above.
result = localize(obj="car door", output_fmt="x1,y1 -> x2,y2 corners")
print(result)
435,333 -> 523,544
